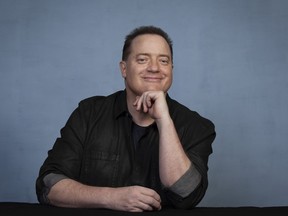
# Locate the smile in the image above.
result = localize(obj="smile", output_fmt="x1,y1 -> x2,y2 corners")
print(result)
143,77 -> 162,82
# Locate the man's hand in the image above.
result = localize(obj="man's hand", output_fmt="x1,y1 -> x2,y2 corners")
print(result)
47,178 -> 161,212
108,186 -> 162,212
133,91 -> 169,121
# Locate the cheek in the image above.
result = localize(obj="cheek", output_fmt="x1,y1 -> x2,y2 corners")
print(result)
125,73 -> 137,83
164,69 -> 173,79
165,72 -> 173,86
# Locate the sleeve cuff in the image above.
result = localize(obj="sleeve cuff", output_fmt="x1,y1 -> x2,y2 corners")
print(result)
40,173 -> 69,204
168,164 -> 202,198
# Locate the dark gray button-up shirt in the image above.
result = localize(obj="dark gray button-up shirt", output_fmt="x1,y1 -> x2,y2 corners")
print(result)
36,90 -> 216,209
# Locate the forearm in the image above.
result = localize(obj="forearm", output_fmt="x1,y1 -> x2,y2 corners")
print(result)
48,179 -> 162,212
48,178 -> 112,209
157,116 -> 191,187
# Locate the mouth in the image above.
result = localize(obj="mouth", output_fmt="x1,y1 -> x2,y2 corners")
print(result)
143,77 -> 163,82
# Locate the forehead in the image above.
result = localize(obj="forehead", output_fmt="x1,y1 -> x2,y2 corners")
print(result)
130,34 -> 171,55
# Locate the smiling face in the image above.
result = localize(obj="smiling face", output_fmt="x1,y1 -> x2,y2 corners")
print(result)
120,34 -> 173,98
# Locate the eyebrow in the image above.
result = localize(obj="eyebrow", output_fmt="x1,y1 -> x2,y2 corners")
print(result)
136,53 -> 171,59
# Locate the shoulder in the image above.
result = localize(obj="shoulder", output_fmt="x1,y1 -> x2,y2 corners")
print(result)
71,91 -> 124,119
78,90 -> 122,108
167,96 -> 215,131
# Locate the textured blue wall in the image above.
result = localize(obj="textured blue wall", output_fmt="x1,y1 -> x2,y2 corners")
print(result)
0,0 -> 287,206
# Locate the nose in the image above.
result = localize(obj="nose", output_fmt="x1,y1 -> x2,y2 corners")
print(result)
147,59 -> 159,72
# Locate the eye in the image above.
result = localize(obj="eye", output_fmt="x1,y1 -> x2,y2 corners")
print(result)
159,58 -> 169,65
136,56 -> 148,64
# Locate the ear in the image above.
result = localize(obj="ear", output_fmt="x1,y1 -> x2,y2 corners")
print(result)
119,61 -> 127,78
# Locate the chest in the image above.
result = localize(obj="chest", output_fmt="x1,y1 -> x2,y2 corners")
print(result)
80,117 -> 160,187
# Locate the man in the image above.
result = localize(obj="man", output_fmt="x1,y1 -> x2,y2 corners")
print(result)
36,25 -> 216,212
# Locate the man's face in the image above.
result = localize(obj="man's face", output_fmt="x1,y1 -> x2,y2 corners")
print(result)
120,34 -> 173,97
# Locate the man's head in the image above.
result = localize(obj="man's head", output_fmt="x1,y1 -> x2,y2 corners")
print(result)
122,26 -> 173,63
120,26 -> 173,97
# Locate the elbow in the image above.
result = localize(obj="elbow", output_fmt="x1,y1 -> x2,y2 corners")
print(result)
165,183 -> 207,209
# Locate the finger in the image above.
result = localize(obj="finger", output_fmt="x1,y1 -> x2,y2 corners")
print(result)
140,94 -> 148,112
138,202 -> 154,211
145,94 -> 153,108
140,192 -> 161,210
145,93 -> 155,112
133,196 -> 160,212
142,188 -> 161,202
134,96 -> 143,111
133,96 -> 140,106
140,95 -> 150,113
140,196 -> 161,211
129,207 -> 144,212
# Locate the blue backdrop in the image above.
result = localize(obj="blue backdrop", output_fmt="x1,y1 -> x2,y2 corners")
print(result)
0,0 -> 287,207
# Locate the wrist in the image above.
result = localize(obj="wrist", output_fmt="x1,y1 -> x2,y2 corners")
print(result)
156,115 -> 173,129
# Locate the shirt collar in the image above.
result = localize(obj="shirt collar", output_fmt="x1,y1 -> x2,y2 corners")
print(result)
114,90 -> 130,119
113,89 -> 173,119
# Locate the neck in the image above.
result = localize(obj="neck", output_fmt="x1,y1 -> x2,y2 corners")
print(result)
132,110 -> 155,127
